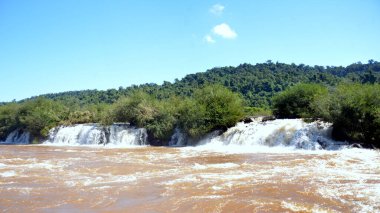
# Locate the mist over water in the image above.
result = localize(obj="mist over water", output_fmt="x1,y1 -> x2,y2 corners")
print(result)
1,119 -> 379,212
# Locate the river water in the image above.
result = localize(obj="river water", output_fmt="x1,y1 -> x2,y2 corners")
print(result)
1,144 -> 379,212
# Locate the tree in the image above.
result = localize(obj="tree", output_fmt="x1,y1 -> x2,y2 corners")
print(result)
18,98 -> 68,137
179,85 -> 245,138
107,91 -> 155,126
0,103 -> 21,140
272,83 -> 328,118
326,84 -> 380,147
106,91 -> 179,142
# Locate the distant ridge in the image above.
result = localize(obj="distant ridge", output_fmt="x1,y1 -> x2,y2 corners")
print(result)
19,60 -> 380,107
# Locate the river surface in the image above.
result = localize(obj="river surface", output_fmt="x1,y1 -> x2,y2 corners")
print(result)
0,145 -> 379,212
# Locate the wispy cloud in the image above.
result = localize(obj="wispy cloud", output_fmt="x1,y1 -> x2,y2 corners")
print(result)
210,4 -> 225,16
204,35 -> 216,44
212,23 -> 237,39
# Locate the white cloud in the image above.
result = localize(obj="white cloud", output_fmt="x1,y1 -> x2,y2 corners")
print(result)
210,4 -> 224,15
204,35 -> 216,43
212,23 -> 237,39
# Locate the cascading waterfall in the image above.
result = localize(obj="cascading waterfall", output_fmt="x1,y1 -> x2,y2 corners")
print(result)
0,129 -> 31,144
1,118 -> 345,149
47,124 -> 106,145
195,118 -> 346,150
169,128 -> 187,146
45,123 -> 148,146
107,124 -> 148,146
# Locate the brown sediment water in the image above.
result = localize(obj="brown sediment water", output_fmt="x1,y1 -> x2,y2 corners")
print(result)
0,145 -> 379,212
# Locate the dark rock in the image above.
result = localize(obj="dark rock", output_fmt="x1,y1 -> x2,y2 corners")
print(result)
261,116 -> 276,122
243,117 -> 254,124
147,130 -> 167,146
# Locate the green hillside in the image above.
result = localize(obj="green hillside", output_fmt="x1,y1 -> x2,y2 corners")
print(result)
22,60 -> 380,107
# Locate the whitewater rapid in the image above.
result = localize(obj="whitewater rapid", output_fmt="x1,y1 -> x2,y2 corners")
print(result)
1,118 -> 379,212
0,145 -> 379,212
171,118 -> 347,150
1,118 -> 347,150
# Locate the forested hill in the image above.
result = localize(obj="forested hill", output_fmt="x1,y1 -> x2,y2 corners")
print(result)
23,60 -> 380,107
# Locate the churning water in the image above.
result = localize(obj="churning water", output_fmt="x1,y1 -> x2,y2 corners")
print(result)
0,119 -> 379,212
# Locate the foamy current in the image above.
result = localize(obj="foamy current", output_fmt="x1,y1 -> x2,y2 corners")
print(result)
0,145 -> 379,212
0,119 -> 379,212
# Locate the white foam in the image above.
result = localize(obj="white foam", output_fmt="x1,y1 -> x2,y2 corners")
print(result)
211,185 -> 223,191
281,201 -> 309,212
199,172 -> 255,180
192,163 -> 207,170
64,180 -> 77,187
191,195 -> 223,199
193,163 -> 239,170
83,176 -> 105,186
0,171 -> 16,177
164,175 -> 198,185
194,119 -> 345,150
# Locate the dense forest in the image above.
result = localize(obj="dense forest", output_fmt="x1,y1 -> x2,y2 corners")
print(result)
0,60 -> 379,147
16,59 -> 380,107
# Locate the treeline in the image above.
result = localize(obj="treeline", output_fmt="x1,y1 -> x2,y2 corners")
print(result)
1,60 -> 379,146
23,60 -> 380,107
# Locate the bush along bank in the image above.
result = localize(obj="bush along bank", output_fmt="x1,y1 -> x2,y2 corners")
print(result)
272,83 -> 380,148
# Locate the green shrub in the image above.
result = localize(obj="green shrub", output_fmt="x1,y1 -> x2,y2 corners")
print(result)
179,85 -> 245,138
106,91 -> 178,141
18,98 -> 69,137
178,98 -> 208,138
0,103 -> 21,140
244,106 -> 272,117
272,83 -> 328,118
145,98 -> 179,141
326,84 -> 380,146
67,110 -> 94,124
109,91 -> 155,126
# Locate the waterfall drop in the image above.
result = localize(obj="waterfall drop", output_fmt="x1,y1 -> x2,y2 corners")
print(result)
0,129 -> 31,144
45,123 -> 148,146
195,118 -> 346,150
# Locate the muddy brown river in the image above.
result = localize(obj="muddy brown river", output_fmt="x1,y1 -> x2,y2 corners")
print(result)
0,145 -> 379,212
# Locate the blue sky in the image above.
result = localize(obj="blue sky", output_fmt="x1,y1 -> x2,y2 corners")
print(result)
0,0 -> 379,102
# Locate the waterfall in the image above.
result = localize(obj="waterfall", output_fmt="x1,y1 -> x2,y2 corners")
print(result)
107,124 -> 148,146
169,128 -> 187,146
0,129 -> 31,144
195,118 -> 346,150
45,123 -> 148,146
1,118 -> 346,149
47,124 -> 106,145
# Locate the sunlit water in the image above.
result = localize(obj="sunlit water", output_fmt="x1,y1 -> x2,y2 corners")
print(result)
1,145 -> 379,212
